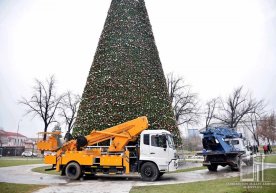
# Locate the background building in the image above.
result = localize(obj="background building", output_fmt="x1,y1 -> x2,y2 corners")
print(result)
0,128 -> 27,147
0,128 -> 33,156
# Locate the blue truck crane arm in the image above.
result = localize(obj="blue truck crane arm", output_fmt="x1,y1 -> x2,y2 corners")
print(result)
201,128 -> 243,153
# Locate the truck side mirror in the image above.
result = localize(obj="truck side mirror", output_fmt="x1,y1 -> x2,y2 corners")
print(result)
161,134 -> 167,149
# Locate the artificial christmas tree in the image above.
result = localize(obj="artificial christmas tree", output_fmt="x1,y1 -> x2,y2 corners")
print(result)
73,0 -> 180,143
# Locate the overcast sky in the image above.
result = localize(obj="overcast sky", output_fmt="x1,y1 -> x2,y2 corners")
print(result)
0,0 -> 275,138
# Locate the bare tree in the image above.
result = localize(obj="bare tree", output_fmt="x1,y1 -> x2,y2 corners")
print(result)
241,100 -> 266,146
59,91 -> 80,134
19,75 -> 63,140
205,98 -> 218,129
257,112 -> 276,144
215,86 -> 259,129
166,73 -> 199,127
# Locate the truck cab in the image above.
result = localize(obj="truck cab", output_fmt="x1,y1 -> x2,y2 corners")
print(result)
224,138 -> 245,151
138,130 -> 178,181
224,137 -> 253,166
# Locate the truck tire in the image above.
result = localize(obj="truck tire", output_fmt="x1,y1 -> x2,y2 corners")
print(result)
207,164 -> 218,172
65,162 -> 82,180
140,162 -> 159,181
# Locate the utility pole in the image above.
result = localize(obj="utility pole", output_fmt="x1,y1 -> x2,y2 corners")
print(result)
32,141 -> 35,157
15,119 -> 22,156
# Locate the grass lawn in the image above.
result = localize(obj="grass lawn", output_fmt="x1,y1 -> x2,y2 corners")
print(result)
172,166 -> 206,173
264,155 -> 276,163
131,168 -> 276,193
0,159 -> 43,167
32,166 -> 60,175
0,182 -> 46,193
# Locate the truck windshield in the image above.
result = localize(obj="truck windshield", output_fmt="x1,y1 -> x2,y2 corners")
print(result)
167,134 -> 175,149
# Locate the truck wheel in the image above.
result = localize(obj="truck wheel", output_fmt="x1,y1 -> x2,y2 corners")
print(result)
65,162 -> 82,180
207,164 -> 218,172
140,162 -> 159,181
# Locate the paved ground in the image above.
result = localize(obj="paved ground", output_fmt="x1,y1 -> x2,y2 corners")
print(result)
0,163 -> 275,193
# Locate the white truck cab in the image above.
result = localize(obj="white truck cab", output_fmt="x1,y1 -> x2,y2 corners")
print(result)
224,137 -> 253,166
224,138 -> 245,151
138,130 -> 178,180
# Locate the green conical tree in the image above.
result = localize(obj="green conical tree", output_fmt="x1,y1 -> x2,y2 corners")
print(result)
73,0 -> 180,143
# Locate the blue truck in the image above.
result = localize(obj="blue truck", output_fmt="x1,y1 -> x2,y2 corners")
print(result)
198,128 -> 253,171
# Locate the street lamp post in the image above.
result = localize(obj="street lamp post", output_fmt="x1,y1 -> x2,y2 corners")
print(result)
15,119 -> 22,156
32,141 -> 35,157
